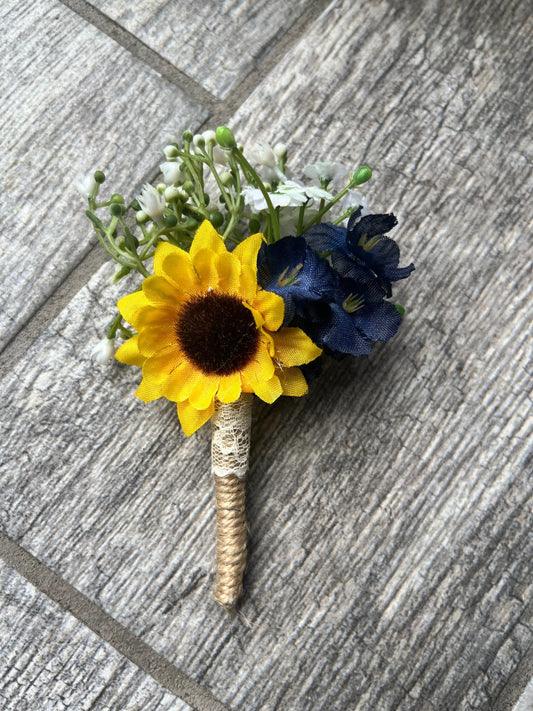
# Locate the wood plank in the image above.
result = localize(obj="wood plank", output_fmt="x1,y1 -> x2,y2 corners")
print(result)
86,0 -> 310,99
513,679 -> 533,711
1,0 -> 532,709
0,560 -> 191,710
0,0 -> 207,351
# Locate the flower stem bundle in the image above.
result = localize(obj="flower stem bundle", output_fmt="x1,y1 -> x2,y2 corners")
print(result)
211,395 -> 252,608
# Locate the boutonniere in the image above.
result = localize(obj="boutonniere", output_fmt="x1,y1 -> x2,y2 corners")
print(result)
81,126 -> 414,609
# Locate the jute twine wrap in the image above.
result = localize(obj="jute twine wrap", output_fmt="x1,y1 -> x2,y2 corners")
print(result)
211,394 -> 253,609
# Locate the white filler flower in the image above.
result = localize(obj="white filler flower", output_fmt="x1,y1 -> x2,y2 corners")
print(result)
136,184 -> 166,223
160,161 -> 183,185
91,338 -> 115,364
242,180 -> 333,212
304,161 -> 349,184
74,172 -> 97,198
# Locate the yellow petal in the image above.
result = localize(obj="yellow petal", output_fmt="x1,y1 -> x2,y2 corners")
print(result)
189,220 -> 227,261
272,327 -> 322,366
188,374 -> 220,410
142,275 -> 181,306
255,342 -> 276,380
241,343 -> 278,401
216,251 -> 241,294
192,248 -> 219,290
243,302 -> 265,329
241,377 -> 254,394
253,289 -> 285,331
232,233 -> 263,273
153,241 -> 186,276
117,291 -> 151,328
142,346 -> 183,383
261,329 -> 276,357
161,252 -> 200,295
244,372 -> 282,403
177,399 -> 215,437
217,372 -> 242,403
135,377 -> 163,403
115,335 -> 145,367
276,366 -> 308,397
163,361 -> 203,402
137,325 -> 176,357
134,305 -> 177,330
239,264 -> 258,303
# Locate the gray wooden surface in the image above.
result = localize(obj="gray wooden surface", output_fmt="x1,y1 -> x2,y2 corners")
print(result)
1,0 -> 532,709
0,560 -> 191,710
87,0 -> 311,99
0,0 -> 206,351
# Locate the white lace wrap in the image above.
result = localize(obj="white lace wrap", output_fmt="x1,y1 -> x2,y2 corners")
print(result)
211,394 -> 253,478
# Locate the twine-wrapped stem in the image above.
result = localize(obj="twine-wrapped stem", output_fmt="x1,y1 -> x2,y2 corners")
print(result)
211,394 -> 253,609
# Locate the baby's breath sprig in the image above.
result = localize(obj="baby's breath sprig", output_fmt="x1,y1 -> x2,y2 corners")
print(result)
80,126 -> 374,348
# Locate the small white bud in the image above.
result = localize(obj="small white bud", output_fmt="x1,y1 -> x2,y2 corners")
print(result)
160,161 -> 182,185
136,184 -> 165,223
164,186 -> 181,202
249,142 -> 277,168
91,338 -> 115,364
164,144 -> 179,158
273,142 -> 287,159
202,130 -> 217,146
220,171 -> 233,186
136,210 -> 149,223
193,134 -> 205,148
156,183 -> 166,193
74,172 -> 97,198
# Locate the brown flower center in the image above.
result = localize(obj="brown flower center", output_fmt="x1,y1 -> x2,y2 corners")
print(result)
175,291 -> 259,375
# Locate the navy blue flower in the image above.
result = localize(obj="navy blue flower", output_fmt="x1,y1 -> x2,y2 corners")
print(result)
308,266 -> 402,357
257,236 -> 338,324
257,229 -> 407,361
303,207 -> 414,297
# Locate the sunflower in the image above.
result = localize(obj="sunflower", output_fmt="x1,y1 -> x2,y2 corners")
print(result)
115,220 -> 322,436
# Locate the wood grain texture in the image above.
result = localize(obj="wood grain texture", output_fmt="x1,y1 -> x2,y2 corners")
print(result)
0,0 -> 207,351
513,680 -> 533,711
86,0 -> 310,99
0,560 -> 191,710
1,0 -> 532,709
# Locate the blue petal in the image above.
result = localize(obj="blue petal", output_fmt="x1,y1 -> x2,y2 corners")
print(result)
302,223 -> 348,255
346,213 -> 415,287
257,237 -> 339,325
312,304 -> 373,357
349,301 -> 402,341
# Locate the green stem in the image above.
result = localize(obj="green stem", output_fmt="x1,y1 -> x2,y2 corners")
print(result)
180,150 -> 206,210
302,184 -> 352,231
231,149 -> 280,242
296,204 -> 306,235
106,311 -> 123,339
